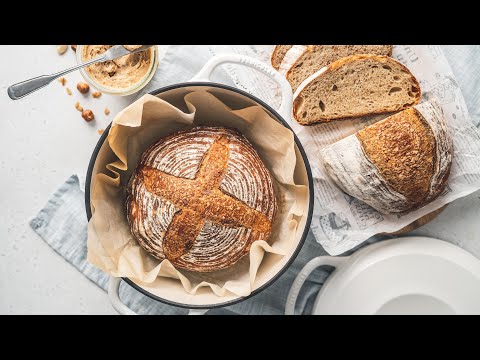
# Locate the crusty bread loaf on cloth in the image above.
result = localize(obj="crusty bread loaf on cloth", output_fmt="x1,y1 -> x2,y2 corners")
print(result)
87,91 -> 308,297
321,101 -> 452,214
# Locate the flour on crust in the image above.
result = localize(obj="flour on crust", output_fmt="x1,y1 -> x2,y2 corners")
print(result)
321,100 -> 452,214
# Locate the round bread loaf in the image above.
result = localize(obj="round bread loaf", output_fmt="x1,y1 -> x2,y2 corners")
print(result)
321,101 -> 453,214
126,126 -> 277,272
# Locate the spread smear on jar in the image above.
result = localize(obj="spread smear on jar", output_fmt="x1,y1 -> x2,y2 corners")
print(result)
82,45 -> 153,90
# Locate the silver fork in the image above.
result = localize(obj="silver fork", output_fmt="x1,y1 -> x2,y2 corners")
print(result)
7,45 -> 154,100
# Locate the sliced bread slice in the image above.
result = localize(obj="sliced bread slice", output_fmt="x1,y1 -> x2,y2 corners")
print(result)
278,45 -> 309,75
281,45 -> 393,91
271,45 -> 293,70
293,55 -> 421,125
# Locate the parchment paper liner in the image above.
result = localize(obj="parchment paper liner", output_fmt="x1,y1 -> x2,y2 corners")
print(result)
87,91 -> 308,297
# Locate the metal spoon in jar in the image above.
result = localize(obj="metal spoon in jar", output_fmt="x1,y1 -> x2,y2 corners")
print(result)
7,45 -> 154,100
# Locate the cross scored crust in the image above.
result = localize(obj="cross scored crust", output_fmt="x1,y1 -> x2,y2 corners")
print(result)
126,127 -> 277,272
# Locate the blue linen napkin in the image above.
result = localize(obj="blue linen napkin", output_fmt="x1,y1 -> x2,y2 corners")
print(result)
30,46 -> 480,315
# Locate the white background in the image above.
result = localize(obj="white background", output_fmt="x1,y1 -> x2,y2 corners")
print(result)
0,45 -> 479,314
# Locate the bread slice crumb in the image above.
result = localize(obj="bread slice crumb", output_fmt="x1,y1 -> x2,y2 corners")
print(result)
58,77 -> 66,86
97,129 -> 105,135
104,107 -> 110,116
293,55 -> 420,125
271,45 -> 293,70
92,91 -> 102,98
66,87 -> 72,96
285,45 -> 393,92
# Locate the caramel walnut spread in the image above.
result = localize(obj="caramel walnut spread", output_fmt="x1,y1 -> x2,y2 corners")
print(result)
82,45 -> 153,89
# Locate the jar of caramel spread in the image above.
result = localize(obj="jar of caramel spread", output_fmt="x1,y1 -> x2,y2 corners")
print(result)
77,45 -> 159,96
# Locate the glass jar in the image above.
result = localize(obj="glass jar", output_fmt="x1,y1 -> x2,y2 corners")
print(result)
76,45 -> 159,96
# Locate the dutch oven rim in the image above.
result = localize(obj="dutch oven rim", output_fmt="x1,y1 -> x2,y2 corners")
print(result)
85,82 -> 314,310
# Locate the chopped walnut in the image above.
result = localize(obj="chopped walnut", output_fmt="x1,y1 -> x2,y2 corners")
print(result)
76,82 -> 90,94
92,91 -> 102,98
74,102 -> 83,112
104,107 -> 110,116
66,87 -> 72,96
82,109 -> 94,122
58,77 -> 66,86
97,129 -> 105,135
57,45 -> 68,55
71,45 -> 77,52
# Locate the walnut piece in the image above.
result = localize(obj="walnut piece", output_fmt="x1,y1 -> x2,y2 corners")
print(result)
66,87 -> 72,96
104,107 -> 110,116
58,77 -> 66,86
77,82 -> 90,94
57,45 -> 68,55
82,109 -> 95,122
92,91 -> 102,98
75,102 -> 83,112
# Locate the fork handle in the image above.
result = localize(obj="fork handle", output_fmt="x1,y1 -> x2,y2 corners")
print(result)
7,55 -> 105,100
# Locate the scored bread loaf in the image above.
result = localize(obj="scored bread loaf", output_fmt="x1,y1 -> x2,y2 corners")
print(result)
126,127 -> 277,273
271,45 -> 293,70
293,55 -> 421,125
321,101 -> 453,214
278,45 -> 393,91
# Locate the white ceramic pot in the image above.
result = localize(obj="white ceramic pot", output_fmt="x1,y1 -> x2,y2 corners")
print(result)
85,54 -> 314,315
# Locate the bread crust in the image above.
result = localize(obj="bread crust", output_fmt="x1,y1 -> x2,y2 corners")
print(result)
321,101 -> 452,214
126,127 -> 277,272
293,54 -> 421,125
356,107 -> 435,209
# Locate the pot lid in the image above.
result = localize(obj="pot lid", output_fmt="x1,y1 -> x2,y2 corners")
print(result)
313,237 -> 480,315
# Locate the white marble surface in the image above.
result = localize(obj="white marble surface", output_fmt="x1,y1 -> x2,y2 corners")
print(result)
0,45 -> 168,314
0,45 -> 479,315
